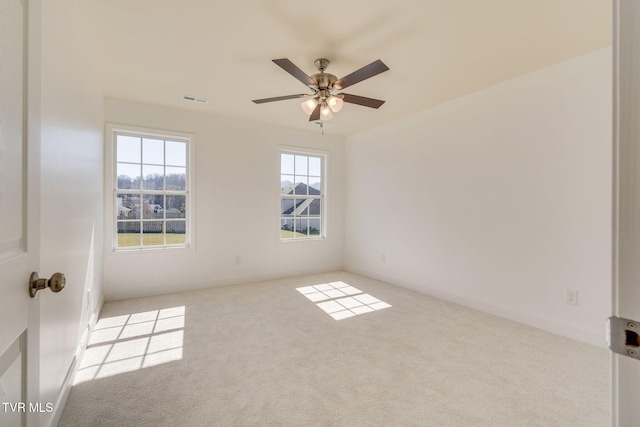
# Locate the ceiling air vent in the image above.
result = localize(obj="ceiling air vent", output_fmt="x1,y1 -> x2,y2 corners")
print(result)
182,95 -> 208,103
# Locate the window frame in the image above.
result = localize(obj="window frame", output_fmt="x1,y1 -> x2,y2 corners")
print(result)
105,124 -> 195,253
279,147 -> 327,242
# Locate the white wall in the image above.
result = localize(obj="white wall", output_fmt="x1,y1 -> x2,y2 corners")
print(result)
39,0 -> 104,425
345,49 -> 612,346
103,99 -> 345,300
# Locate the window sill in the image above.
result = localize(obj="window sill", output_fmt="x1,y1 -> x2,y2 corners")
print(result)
110,244 -> 193,255
279,237 -> 325,243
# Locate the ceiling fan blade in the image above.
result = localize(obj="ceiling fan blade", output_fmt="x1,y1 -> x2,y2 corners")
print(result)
308,103 -> 321,121
334,60 -> 389,90
273,58 -> 317,88
340,93 -> 386,109
252,94 -> 310,104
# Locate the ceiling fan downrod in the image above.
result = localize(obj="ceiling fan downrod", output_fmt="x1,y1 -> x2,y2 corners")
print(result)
310,58 -> 339,91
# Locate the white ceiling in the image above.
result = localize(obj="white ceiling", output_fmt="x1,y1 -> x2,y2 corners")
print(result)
77,0 -> 610,136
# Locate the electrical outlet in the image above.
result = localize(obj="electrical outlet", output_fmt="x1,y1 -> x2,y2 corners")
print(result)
234,255 -> 241,266
565,290 -> 579,306
380,253 -> 386,263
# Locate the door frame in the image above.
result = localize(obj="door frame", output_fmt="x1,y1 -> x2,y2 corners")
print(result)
611,0 -> 640,425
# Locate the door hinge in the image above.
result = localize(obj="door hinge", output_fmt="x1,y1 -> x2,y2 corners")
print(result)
607,316 -> 640,360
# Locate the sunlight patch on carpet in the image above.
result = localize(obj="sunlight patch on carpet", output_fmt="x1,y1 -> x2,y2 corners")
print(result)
75,306 -> 185,384
297,281 -> 391,320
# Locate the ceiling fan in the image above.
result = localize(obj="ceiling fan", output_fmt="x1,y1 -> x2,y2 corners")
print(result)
252,58 -> 389,122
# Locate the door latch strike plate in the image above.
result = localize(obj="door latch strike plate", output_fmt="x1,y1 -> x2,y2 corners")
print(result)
607,316 -> 640,360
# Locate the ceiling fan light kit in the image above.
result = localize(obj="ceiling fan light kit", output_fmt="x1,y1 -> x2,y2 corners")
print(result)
327,95 -> 344,112
320,102 -> 333,120
252,57 -> 389,126
301,98 -> 317,115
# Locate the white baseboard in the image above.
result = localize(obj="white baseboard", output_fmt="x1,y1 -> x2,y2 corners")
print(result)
91,295 -> 104,330
105,264 -> 345,301
46,296 -> 104,427
346,265 -> 606,348
46,357 -> 76,427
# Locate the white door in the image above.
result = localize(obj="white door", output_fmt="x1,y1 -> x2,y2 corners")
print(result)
0,0 -> 41,426
612,1 -> 640,425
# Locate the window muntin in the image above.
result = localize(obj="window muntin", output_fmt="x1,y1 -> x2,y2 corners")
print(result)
280,152 -> 324,240
113,131 -> 190,250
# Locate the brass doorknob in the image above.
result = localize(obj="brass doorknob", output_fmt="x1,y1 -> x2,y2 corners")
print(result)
29,272 -> 66,298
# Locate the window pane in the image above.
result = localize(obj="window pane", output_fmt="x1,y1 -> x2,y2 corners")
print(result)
117,193 -> 141,247
166,141 -> 186,167
117,163 -> 141,190
309,179 -> 321,194
309,199 -> 321,216
281,199 -> 294,216
145,195 -> 165,219
143,165 -> 164,190
280,219 -> 295,239
116,194 -> 141,219
142,234 -> 164,246
294,176 -> 308,195
281,154 -> 294,174
297,198 -> 310,215
166,167 -> 186,191
166,221 -> 186,244
281,175 -> 294,194
309,156 -> 321,176
166,195 -> 186,218
295,155 -> 308,175
309,217 -> 321,236
143,138 -> 164,165
142,221 -> 164,246
117,135 -> 141,163
295,218 -> 309,237
117,224 -> 141,247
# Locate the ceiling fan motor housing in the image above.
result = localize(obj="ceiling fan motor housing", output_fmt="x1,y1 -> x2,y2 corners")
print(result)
311,58 -> 339,92
311,74 -> 338,91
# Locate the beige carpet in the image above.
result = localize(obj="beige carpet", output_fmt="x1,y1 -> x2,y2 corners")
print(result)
59,271 -> 609,426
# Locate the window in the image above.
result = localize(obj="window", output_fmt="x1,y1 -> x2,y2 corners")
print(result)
280,150 -> 324,240
109,126 -> 192,250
